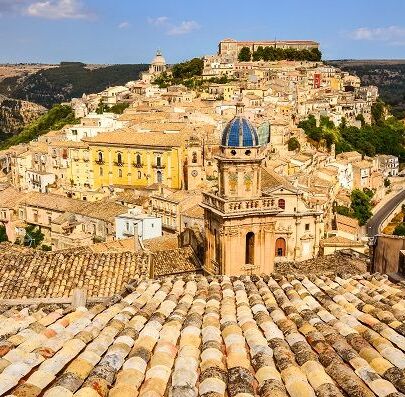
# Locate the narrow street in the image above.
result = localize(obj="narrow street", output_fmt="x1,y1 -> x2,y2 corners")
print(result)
366,188 -> 405,236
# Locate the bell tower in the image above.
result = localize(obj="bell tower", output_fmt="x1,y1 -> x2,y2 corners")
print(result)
185,135 -> 205,190
202,109 -> 279,276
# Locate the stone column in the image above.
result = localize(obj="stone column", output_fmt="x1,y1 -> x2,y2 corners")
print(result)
264,223 -> 276,274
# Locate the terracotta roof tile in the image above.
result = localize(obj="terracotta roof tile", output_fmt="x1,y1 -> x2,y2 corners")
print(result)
0,272 -> 404,396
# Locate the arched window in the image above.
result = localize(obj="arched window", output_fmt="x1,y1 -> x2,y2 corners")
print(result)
118,169 -> 122,178
117,153 -> 122,165
275,238 -> 286,257
98,151 -> 103,163
136,153 -> 142,166
245,232 -> 255,265
278,198 -> 285,210
157,170 -> 162,183
192,151 -> 197,163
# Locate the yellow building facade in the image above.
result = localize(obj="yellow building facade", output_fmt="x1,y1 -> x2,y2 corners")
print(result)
84,130 -> 188,190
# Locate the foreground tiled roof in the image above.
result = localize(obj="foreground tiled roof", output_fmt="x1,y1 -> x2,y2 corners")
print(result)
0,273 -> 404,396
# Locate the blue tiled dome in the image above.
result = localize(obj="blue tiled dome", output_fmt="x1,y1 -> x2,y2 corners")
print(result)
221,116 -> 259,147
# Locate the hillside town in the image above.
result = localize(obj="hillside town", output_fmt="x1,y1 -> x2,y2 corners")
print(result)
0,39 -> 397,265
1,27 -> 405,397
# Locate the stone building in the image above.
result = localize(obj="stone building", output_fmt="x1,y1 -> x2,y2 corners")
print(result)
202,107 -> 323,275
218,38 -> 319,60
141,50 -> 167,83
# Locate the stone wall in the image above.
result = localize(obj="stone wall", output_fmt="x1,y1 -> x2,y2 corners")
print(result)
372,234 -> 405,274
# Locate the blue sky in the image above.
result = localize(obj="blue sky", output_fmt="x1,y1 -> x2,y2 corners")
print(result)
1,0 -> 405,64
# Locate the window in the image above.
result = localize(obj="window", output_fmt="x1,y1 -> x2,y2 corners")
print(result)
98,152 -> 103,162
275,238 -> 286,257
118,169 -> 122,178
62,149 -> 68,159
157,170 -> 162,183
278,199 -> 286,210
305,223 -> 310,231
100,167 -> 103,176
138,171 -> 142,179
156,156 -> 162,167
245,232 -> 255,265
136,154 -> 142,166
117,153 -> 122,165
192,151 -> 198,163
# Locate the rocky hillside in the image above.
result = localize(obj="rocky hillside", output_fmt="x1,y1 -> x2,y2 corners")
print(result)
0,96 -> 46,135
0,62 -> 148,108
328,60 -> 405,118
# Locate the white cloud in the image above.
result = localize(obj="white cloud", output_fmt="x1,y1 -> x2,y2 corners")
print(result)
118,21 -> 130,29
349,26 -> 405,45
167,20 -> 200,36
148,16 -> 200,36
26,0 -> 92,19
147,16 -> 169,27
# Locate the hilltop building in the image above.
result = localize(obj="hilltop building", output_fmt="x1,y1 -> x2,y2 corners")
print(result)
218,38 -> 320,60
141,50 -> 167,83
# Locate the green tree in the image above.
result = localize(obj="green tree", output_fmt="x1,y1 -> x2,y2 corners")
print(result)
95,100 -> 109,114
171,57 -> 204,79
287,137 -> 301,151
350,189 -> 373,226
108,103 -> 130,114
238,47 -> 252,62
24,225 -> 44,248
384,178 -> 391,188
371,101 -> 385,124
335,205 -> 355,218
0,104 -> 77,150
0,224 -> 8,243
393,223 -> 405,236
252,46 -> 264,61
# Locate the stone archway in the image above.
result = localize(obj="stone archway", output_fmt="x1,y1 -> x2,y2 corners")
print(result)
275,237 -> 286,257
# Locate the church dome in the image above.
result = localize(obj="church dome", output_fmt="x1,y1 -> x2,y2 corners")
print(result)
221,116 -> 259,147
152,50 -> 166,65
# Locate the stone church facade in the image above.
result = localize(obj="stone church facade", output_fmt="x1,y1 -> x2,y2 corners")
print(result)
202,109 -> 324,275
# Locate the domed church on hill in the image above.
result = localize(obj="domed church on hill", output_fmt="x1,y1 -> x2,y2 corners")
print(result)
141,50 -> 167,83
201,104 -> 324,275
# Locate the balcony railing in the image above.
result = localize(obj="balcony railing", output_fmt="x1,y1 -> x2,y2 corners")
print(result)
152,164 -> 166,169
132,162 -> 144,168
113,161 -> 124,167
95,160 -> 105,165
202,192 -> 281,215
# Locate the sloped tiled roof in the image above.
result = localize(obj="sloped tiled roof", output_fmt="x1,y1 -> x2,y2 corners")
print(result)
0,273 -> 404,396
0,251 -> 149,299
152,246 -> 202,277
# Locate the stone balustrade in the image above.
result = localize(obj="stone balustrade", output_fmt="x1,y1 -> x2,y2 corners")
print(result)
203,192 -> 281,215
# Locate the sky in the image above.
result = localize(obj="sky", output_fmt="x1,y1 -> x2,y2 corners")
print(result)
1,0 -> 405,64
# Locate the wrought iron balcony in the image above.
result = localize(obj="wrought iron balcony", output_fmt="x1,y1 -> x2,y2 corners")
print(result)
152,164 -> 166,169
